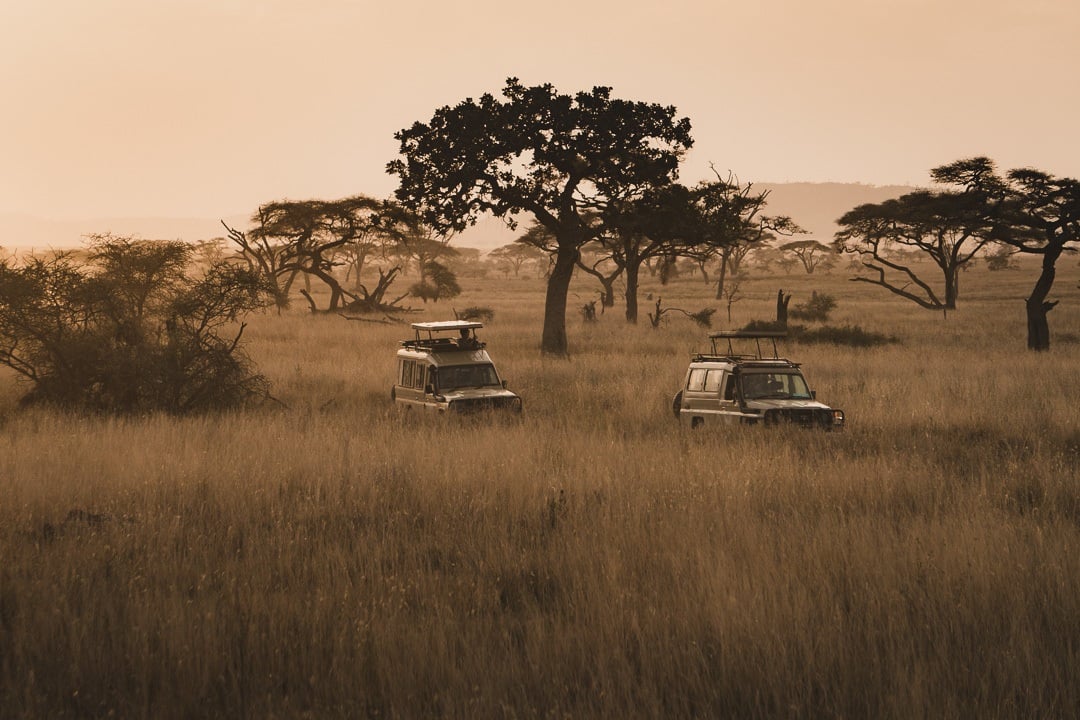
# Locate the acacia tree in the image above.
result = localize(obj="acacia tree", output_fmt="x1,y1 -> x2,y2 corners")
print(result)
778,240 -> 835,275
603,183 -> 693,322
331,201 -> 398,292
674,172 -> 802,300
575,239 -> 624,309
834,186 -> 995,310
940,157 -> 1080,350
488,242 -> 545,278
409,260 -> 461,303
517,221 -> 626,310
375,202 -> 459,281
388,77 -> 692,355
225,196 -> 405,312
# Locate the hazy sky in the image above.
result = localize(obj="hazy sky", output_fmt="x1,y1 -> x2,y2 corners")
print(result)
3,0 -> 1077,221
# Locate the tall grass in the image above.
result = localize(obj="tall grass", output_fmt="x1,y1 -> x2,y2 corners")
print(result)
1,261 -> 1079,718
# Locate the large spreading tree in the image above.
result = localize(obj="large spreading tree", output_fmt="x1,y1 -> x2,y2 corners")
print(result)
224,195 -> 409,313
834,180 -> 996,312
388,78 -> 693,355
939,158 -> 1080,350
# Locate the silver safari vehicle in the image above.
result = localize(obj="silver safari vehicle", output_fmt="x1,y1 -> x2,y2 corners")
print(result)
672,331 -> 844,429
392,321 -> 522,414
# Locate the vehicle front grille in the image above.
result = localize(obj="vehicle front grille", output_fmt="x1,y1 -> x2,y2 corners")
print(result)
450,397 -> 523,413
764,408 -> 833,428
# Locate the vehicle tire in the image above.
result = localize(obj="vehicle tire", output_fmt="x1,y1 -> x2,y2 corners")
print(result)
671,391 -> 683,420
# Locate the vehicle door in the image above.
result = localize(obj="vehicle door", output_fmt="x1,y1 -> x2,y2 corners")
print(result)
714,372 -> 743,424
682,366 -> 733,424
396,359 -> 428,407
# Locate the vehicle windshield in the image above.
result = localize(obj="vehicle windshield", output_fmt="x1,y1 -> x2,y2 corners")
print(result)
437,363 -> 501,390
740,372 -> 811,400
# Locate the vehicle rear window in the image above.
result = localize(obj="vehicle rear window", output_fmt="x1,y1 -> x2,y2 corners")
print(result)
687,368 -> 707,391
704,369 -> 724,393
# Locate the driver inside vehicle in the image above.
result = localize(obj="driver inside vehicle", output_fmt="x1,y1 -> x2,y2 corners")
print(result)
742,375 -> 766,397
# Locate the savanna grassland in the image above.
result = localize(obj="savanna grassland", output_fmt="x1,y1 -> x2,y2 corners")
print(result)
2,258 -> 1080,719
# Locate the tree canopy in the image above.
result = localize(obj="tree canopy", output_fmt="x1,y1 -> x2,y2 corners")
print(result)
388,78 -> 693,354
835,180 -> 996,311
225,195 -> 412,313
965,159 -> 1080,349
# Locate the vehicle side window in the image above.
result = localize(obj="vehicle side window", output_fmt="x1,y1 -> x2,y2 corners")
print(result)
723,374 -> 736,401
704,369 -> 723,393
687,368 -> 707,392
400,360 -> 413,387
412,364 -> 426,390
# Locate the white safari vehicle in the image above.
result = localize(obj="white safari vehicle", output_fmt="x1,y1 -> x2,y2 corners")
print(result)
672,331 -> 844,430
391,321 -> 522,414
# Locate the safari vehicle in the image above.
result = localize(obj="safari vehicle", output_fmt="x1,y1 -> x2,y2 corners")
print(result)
671,331 -> 844,430
391,321 -> 522,414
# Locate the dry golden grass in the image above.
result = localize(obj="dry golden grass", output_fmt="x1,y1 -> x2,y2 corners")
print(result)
2,259 -> 1080,718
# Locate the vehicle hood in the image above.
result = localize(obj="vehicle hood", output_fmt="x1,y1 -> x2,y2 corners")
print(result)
441,387 -> 520,401
745,398 -> 834,411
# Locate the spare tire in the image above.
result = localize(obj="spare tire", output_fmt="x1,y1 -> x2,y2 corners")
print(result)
671,391 -> 683,420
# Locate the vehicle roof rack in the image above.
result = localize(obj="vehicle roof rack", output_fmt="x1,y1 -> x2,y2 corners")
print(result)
401,320 -> 486,351
410,321 -> 484,332
703,330 -> 787,360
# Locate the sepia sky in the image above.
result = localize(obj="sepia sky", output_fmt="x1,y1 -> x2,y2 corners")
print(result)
2,0 -> 1078,221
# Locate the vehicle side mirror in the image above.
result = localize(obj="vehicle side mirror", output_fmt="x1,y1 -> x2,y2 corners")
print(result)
811,389 -> 816,400
502,380 -> 508,389
425,384 -> 435,395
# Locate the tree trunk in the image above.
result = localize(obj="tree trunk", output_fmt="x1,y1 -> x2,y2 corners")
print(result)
1026,299 -> 1054,351
624,260 -> 641,324
944,267 -> 958,310
351,254 -> 367,292
776,289 -> 791,328
541,246 -> 578,356
658,255 -> 676,285
600,280 -> 615,308
1025,249 -> 1060,351
715,249 -> 730,300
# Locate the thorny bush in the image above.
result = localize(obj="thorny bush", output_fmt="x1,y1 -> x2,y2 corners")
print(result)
0,234 -> 273,413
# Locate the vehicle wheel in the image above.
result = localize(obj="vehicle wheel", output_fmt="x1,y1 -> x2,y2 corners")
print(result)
671,391 -> 683,420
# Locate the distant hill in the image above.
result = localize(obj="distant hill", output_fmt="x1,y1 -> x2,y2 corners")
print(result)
755,182 -> 918,241
0,212 -> 251,251
0,183 -> 917,253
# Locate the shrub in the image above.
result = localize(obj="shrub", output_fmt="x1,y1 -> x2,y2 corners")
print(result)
789,291 -> 837,322
738,320 -> 897,347
985,245 -> 1020,271
410,261 -> 461,303
456,306 -> 495,322
796,324 -> 898,347
740,319 -> 789,333
0,235 -> 273,414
